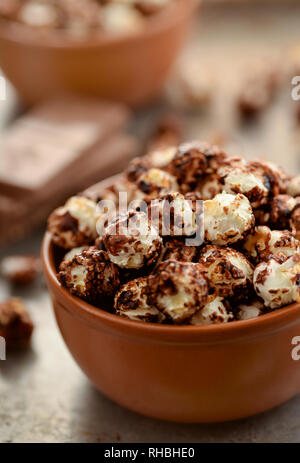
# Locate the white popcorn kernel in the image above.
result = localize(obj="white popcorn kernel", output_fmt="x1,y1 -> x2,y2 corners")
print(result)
253,255 -> 300,309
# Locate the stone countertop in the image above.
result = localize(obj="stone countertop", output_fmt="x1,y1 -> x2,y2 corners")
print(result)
1,3 -> 300,443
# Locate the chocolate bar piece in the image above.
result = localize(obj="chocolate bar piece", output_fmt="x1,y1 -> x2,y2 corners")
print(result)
0,133 -> 138,247
0,97 -> 130,198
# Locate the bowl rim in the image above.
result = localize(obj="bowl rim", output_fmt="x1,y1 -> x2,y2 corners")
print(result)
0,0 -> 200,50
42,229 -> 300,343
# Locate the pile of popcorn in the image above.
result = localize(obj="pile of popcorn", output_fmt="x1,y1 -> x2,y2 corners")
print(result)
47,141 -> 300,325
0,0 -> 173,38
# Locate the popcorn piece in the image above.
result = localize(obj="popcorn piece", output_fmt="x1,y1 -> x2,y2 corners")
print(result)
237,300 -> 265,320
158,238 -> 198,264
204,193 -> 255,245
126,156 -> 150,183
18,1 -> 61,29
190,296 -> 232,325
147,146 -> 177,169
220,164 -> 271,208
287,176 -> 300,197
291,200 -> 300,240
268,194 -> 297,229
199,245 -> 254,299
248,160 -> 289,196
136,168 -> 178,199
167,64 -> 214,111
237,65 -> 279,119
150,192 -> 199,237
102,3 -> 144,34
126,148 -> 177,183
149,260 -> 209,323
103,211 -> 162,269
169,141 -> 227,192
47,196 -> 99,249
238,81 -> 273,119
62,246 -> 89,264
0,298 -> 34,349
114,277 -> 165,323
253,254 -> 300,309
59,247 -> 120,301
244,226 -> 299,264
0,255 -> 41,285
196,174 -> 223,200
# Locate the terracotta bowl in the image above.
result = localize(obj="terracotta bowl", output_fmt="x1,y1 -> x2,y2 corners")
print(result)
42,177 -> 300,423
0,0 -> 199,107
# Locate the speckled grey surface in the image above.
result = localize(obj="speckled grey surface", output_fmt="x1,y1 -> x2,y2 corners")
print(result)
0,232 -> 300,443
1,3 -> 300,443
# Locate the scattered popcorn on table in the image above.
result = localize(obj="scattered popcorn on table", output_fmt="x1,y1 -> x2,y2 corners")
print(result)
0,255 -> 42,285
0,298 -> 34,349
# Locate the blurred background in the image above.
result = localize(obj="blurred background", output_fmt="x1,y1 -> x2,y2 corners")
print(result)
1,0 -> 300,443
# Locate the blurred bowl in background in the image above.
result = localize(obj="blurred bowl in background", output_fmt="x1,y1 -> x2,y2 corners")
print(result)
0,0 -> 199,107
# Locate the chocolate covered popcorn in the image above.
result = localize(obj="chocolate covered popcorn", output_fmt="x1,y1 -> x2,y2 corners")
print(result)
135,168 -> 178,199
158,237 -> 198,264
287,176 -> 300,197
48,139 -> 300,325
236,300 -> 265,320
244,226 -> 299,264
150,192 -> 199,237
169,141 -> 227,192
203,193 -> 255,245
114,276 -> 165,323
48,196 -> 99,249
220,164 -> 271,208
59,247 -> 120,302
253,255 -> 300,309
190,296 -> 232,325
199,246 -> 254,299
102,211 -> 162,269
148,260 -> 209,323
